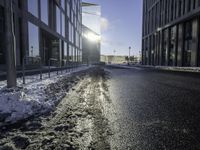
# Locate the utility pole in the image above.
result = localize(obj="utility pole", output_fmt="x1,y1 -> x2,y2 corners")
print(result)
5,0 -> 17,88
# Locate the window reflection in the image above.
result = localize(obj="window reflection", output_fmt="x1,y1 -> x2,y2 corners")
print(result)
64,42 -> 67,59
28,0 -> 38,17
28,22 -> 39,57
82,5 -> 101,34
62,13 -> 65,37
56,6 -> 61,34
61,0 -> 65,10
41,0 -> 48,25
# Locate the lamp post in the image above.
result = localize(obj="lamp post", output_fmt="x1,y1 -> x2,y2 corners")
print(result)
113,50 -> 116,64
128,46 -> 131,66
5,0 -> 16,88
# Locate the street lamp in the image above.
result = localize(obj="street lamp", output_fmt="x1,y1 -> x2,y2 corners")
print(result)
128,46 -> 131,65
113,50 -> 116,64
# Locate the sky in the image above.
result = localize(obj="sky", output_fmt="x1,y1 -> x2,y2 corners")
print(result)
83,0 -> 143,56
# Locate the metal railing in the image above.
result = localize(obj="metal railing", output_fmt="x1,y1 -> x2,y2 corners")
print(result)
21,56 -> 82,85
22,56 -> 42,84
48,58 -> 59,78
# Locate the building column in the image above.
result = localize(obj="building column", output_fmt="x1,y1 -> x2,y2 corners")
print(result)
191,19 -> 198,66
177,23 -> 184,66
21,0 -> 28,59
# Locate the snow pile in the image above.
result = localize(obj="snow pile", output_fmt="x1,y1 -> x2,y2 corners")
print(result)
155,66 -> 200,73
0,66 -> 91,125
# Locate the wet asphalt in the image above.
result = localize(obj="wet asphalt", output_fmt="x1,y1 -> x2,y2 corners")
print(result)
106,66 -> 200,150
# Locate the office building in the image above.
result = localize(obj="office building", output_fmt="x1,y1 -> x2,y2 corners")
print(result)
82,2 -> 101,64
82,25 -> 100,64
0,0 -> 82,69
142,0 -> 200,67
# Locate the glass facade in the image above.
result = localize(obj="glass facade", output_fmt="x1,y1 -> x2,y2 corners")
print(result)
184,21 -> 192,66
28,22 -> 39,57
142,0 -> 200,66
56,6 -> 61,34
40,0 -> 48,25
0,0 -> 82,67
28,0 -> 38,17
64,42 -> 67,60
61,13 -> 65,37
61,0 -> 65,10
82,5 -> 101,34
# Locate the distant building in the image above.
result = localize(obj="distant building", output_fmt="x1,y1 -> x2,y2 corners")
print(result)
101,55 -> 126,64
101,55 -> 141,64
0,0 -> 82,69
142,0 -> 200,67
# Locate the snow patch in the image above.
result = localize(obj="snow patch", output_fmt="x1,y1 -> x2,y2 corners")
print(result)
0,66 -> 91,124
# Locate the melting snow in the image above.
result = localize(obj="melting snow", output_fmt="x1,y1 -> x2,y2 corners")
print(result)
0,66 -> 91,124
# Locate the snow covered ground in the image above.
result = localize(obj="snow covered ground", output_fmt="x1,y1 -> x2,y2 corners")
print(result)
0,66 -> 92,125
155,66 -> 200,72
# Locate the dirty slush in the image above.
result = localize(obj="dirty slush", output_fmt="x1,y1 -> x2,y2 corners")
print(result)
0,67 -> 114,150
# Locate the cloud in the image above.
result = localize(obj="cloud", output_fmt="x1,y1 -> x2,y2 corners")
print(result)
101,17 -> 109,32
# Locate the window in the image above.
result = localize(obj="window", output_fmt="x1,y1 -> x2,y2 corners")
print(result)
169,26 -> 176,65
69,45 -> 72,61
62,13 -> 65,37
64,42 -> 67,59
61,0 -> 65,10
28,22 -> 39,57
28,0 -> 38,17
56,6 -> 61,34
40,0 -> 48,25
184,21 -> 192,66
67,3 -> 70,18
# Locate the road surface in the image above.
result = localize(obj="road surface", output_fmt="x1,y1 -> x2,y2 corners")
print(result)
107,65 -> 200,149
1,66 -> 200,150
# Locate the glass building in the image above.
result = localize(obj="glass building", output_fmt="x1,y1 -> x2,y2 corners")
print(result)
0,0 -> 82,67
82,2 -> 101,64
142,0 -> 200,67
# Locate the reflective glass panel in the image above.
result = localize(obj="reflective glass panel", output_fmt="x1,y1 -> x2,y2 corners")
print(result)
28,22 -> 39,57
28,0 -> 38,17
41,0 -> 48,25
82,5 -> 101,34
56,6 -> 61,34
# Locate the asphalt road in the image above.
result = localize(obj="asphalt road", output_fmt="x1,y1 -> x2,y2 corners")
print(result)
106,66 -> 200,150
1,66 -> 200,150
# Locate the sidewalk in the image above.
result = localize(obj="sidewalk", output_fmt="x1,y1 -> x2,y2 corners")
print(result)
107,64 -> 200,73
0,66 -> 93,125
136,65 -> 200,73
